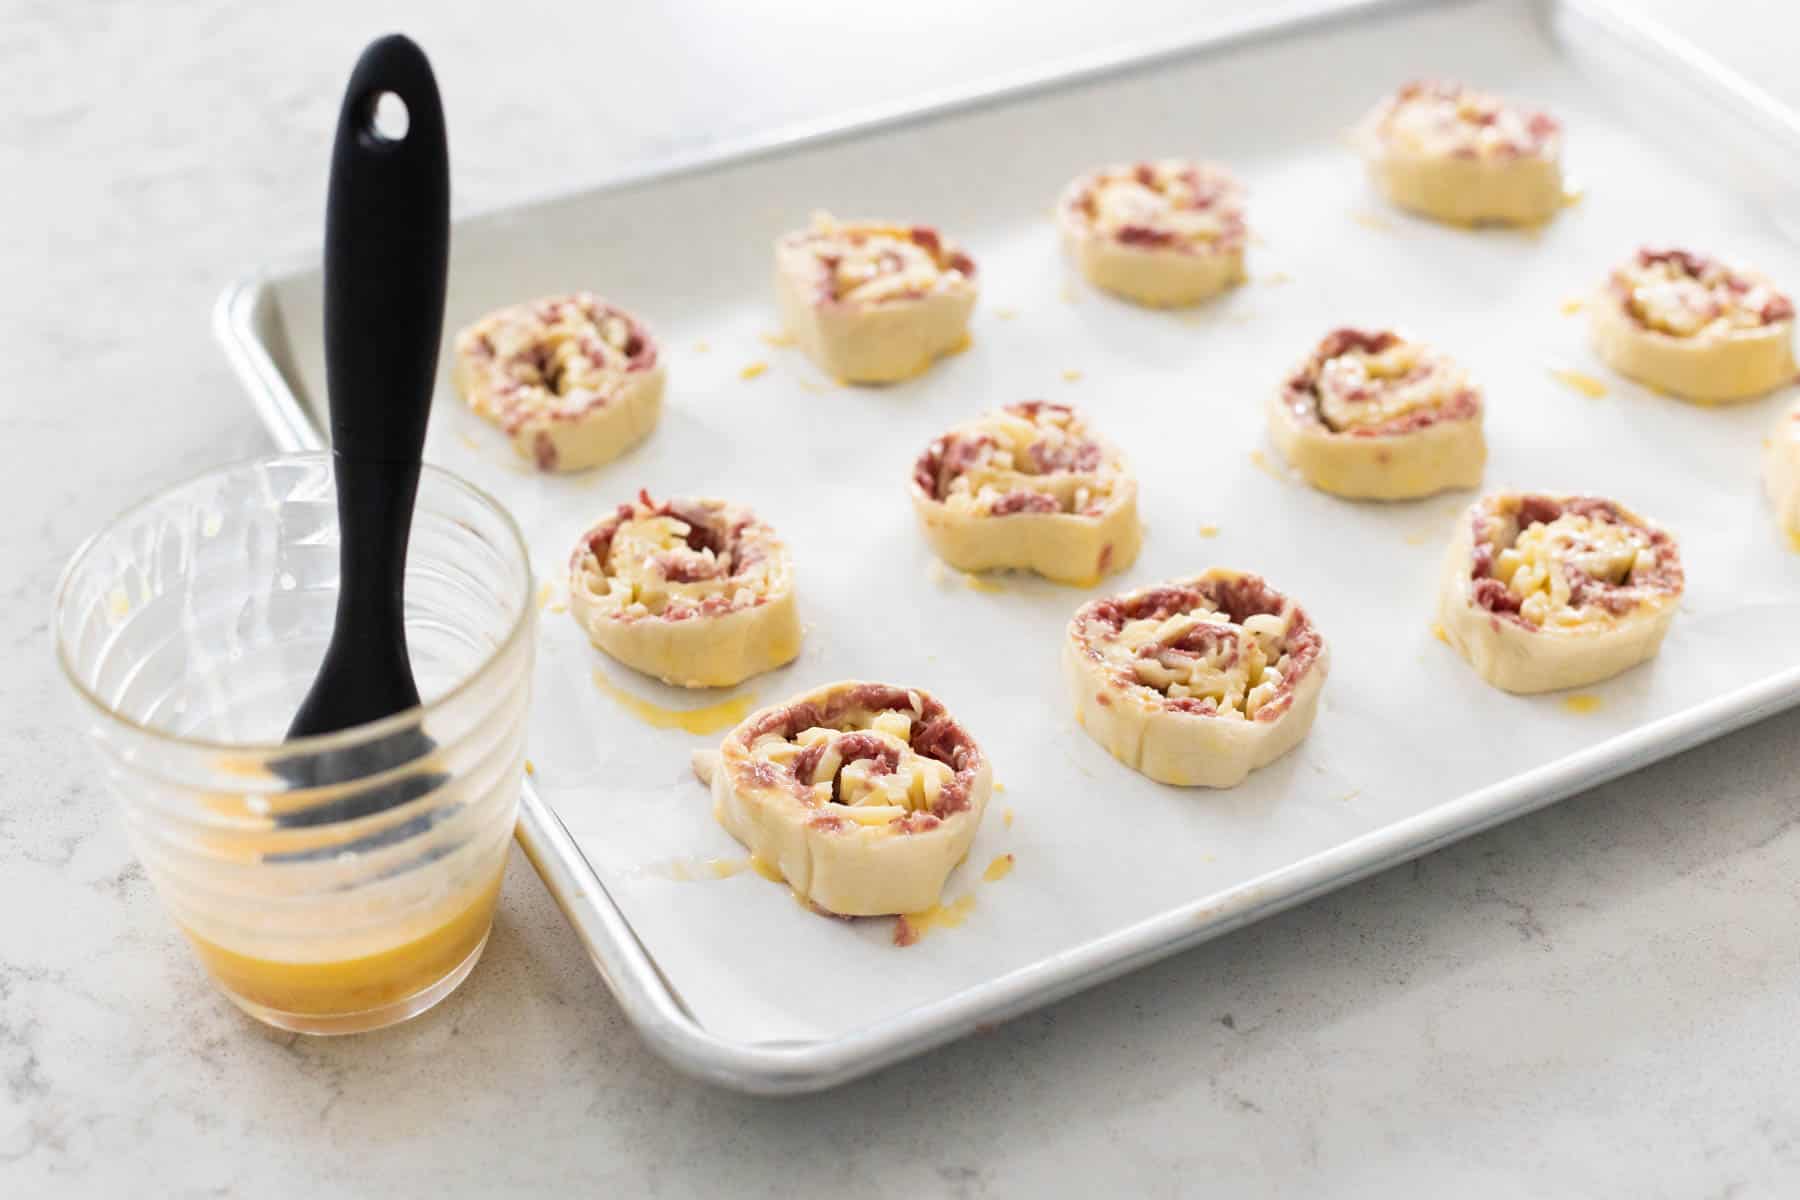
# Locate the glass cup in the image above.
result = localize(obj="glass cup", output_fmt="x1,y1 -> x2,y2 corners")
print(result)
55,453 -> 535,1035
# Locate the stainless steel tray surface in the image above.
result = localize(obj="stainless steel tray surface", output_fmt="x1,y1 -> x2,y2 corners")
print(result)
218,0 -> 1800,1092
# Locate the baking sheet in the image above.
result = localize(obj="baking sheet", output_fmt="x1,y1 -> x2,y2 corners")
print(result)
220,0 -> 1800,1089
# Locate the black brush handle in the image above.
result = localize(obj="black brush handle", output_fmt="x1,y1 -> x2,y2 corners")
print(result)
324,32 -> 449,465
288,34 -> 449,739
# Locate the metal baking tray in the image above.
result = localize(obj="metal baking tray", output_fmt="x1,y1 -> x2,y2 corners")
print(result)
216,0 -> 1800,1093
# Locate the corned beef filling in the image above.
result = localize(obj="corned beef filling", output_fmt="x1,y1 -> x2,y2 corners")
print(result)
1611,247 -> 1794,335
1071,161 -> 1247,254
1077,574 -> 1321,722
575,492 -> 772,622
1468,495 -> 1682,626
911,401 -> 1112,516
738,684 -> 981,818
1283,328 -> 1480,437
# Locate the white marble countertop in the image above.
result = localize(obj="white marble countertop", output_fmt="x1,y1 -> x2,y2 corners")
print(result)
7,1 -> 1800,1194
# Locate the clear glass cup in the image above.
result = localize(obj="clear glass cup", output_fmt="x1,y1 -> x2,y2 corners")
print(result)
55,453 -> 535,1035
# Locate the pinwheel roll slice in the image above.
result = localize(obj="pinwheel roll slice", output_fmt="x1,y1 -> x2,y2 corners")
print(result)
1590,247 -> 1797,404
1269,328 -> 1485,500
1764,401 -> 1800,546
1058,159 -> 1248,307
910,400 -> 1141,585
1064,571 -> 1328,788
774,212 -> 978,384
1437,493 -> 1684,694
1354,80 -> 1563,226
703,682 -> 992,917
453,293 -> 664,472
569,492 -> 801,688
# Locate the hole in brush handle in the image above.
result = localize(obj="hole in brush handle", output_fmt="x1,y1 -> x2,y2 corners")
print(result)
367,91 -> 410,143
